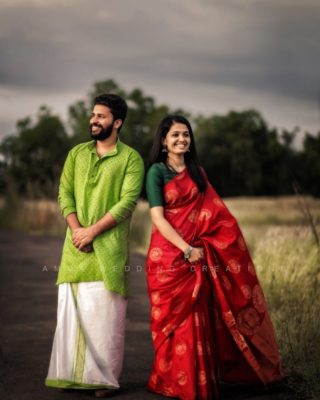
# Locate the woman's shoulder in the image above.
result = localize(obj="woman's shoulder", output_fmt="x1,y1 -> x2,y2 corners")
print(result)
146,163 -> 166,197
146,163 -> 172,189
147,162 -> 167,176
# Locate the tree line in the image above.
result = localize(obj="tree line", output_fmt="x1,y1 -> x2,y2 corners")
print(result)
0,79 -> 319,198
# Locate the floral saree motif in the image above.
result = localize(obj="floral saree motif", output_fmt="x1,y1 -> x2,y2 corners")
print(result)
146,169 -> 283,400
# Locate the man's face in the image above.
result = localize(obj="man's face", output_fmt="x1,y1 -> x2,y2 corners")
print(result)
89,104 -> 115,141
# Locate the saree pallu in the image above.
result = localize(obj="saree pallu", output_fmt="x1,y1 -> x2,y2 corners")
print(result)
146,169 -> 283,400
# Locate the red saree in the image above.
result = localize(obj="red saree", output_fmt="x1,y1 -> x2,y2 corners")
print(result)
146,168 -> 283,400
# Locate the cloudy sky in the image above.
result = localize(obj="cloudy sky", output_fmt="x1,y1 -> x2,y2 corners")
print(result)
1,0 -> 320,142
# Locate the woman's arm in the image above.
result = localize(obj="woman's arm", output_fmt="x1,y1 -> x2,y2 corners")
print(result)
150,206 -> 204,263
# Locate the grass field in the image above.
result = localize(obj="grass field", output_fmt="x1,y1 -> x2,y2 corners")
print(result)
0,195 -> 319,398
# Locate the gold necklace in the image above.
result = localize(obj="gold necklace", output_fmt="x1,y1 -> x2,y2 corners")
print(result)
166,159 -> 185,173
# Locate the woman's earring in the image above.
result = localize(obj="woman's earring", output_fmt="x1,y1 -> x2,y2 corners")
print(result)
162,145 -> 168,153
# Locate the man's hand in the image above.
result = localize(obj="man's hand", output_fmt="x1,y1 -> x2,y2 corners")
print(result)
72,227 -> 96,251
81,243 -> 94,253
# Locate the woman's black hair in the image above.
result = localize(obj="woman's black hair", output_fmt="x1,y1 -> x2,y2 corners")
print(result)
147,115 -> 207,192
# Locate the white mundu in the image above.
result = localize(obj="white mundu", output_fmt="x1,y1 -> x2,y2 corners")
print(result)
46,282 -> 127,389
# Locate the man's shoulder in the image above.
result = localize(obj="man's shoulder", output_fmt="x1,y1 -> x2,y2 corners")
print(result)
119,141 -> 143,162
68,141 -> 93,157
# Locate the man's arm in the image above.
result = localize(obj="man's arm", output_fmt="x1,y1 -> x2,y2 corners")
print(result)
58,150 -> 77,220
66,212 -> 81,231
108,151 -> 145,223
59,150 -> 92,252
72,152 -> 144,250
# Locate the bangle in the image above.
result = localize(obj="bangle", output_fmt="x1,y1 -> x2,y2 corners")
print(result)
183,246 -> 193,260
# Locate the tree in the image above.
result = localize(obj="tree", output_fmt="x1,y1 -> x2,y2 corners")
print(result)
195,110 -> 300,196
301,132 -> 320,196
0,106 -> 70,198
68,100 -> 91,145
1,78 -> 319,198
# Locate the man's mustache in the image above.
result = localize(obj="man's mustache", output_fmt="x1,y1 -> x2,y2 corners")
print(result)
90,124 -> 102,129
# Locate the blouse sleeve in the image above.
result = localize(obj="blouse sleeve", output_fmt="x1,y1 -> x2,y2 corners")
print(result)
146,164 -> 164,208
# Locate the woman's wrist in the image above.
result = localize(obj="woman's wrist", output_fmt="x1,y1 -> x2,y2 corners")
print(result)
183,245 -> 194,260
181,242 -> 191,253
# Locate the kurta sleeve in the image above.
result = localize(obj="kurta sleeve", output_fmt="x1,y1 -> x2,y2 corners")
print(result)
146,164 -> 165,208
58,150 -> 77,219
108,151 -> 145,224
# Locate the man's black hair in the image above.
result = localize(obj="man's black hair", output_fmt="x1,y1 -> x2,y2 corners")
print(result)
94,93 -> 128,132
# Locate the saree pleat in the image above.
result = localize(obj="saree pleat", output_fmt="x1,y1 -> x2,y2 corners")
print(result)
146,169 -> 283,400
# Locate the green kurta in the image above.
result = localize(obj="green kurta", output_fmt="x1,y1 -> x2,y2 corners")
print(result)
57,139 -> 144,297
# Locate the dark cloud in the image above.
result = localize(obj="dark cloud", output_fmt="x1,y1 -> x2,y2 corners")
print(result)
0,0 -> 320,136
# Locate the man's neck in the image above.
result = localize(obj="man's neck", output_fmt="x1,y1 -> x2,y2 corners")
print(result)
95,132 -> 118,157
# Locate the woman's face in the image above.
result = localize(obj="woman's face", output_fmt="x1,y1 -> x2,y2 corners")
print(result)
163,122 -> 191,155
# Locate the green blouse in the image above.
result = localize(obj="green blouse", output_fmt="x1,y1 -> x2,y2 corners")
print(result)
146,163 -> 178,208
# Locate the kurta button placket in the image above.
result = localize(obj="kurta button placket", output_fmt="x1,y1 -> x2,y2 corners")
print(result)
91,158 -> 99,178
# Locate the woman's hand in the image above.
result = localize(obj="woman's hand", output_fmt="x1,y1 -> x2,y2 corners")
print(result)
188,247 -> 204,263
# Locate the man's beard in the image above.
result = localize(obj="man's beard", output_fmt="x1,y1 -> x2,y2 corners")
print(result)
90,122 -> 114,141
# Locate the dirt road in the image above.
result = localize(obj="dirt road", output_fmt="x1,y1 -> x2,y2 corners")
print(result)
0,231 -> 292,400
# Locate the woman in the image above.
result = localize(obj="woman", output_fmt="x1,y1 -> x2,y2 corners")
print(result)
145,115 -> 283,400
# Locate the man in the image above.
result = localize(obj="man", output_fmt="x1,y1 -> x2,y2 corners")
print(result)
45,93 -> 144,398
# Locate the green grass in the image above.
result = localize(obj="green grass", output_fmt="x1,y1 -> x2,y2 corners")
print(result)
225,196 -> 320,226
0,196 -> 66,236
254,227 -> 320,399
